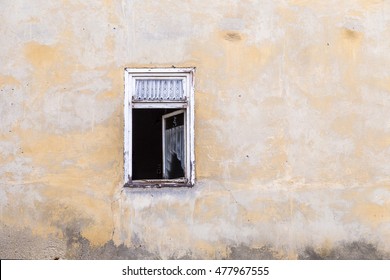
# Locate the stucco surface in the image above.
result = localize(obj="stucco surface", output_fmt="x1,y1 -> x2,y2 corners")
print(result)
1,0 -> 390,259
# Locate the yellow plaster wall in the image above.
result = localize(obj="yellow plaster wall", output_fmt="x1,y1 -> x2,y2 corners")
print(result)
1,0 -> 390,259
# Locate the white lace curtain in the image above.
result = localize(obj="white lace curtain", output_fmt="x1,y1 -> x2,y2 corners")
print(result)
164,125 -> 185,178
135,79 -> 184,100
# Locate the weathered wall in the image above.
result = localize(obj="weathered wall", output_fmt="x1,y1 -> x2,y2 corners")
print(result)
1,0 -> 390,259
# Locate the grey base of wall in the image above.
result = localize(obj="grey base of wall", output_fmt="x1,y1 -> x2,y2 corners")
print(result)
1,224 -> 388,260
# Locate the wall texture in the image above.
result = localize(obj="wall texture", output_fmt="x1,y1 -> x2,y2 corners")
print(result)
1,0 -> 390,259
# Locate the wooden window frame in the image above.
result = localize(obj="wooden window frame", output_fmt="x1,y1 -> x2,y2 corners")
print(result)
124,67 -> 195,188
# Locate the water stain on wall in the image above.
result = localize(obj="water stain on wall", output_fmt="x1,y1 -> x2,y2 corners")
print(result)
224,32 -> 242,42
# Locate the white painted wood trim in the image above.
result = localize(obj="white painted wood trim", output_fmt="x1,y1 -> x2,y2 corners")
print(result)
132,102 -> 187,109
124,69 -> 131,183
125,67 -> 195,74
188,68 -> 195,185
133,76 -> 186,80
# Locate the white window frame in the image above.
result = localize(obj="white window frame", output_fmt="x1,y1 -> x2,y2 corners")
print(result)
124,67 -> 195,187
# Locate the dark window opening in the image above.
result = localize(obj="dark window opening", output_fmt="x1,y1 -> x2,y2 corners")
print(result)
132,109 -> 185,180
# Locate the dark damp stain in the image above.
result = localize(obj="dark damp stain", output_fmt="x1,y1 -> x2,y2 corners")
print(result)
168,250 -> 193,260
63,225 -> 159,260
299,241 -> 388,260
227,244 -> 277,260
224,32 -> 242,42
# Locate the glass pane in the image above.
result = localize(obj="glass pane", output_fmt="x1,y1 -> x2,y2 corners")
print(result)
135,79 -> 185,101
163,111 -> 185,179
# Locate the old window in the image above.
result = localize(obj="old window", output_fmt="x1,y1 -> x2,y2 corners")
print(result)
124,68 -> 195,187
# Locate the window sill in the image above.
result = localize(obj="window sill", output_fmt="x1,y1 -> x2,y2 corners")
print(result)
124,179 -> 193,188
